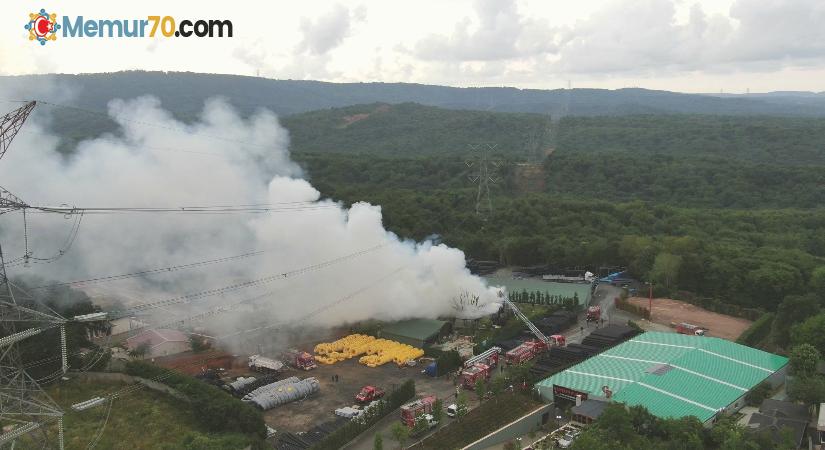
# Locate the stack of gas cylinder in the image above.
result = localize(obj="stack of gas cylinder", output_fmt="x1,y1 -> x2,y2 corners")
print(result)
313,334 -> 424,367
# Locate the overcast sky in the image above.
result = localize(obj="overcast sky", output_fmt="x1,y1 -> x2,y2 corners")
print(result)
3,0 -> 825,93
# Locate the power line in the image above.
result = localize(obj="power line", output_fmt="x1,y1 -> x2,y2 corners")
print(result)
25,202 -> 339,215
27,249 -> 268,290
109,243 -> 387,317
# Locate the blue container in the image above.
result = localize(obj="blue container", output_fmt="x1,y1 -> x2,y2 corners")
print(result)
424,362 -> 437,377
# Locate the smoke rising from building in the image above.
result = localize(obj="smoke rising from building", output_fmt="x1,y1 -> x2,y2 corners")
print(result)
0,94 -> 501,332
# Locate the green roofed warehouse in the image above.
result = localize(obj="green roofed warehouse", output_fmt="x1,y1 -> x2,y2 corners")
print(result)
379,318 -> 451,348
536,332 -> 788,425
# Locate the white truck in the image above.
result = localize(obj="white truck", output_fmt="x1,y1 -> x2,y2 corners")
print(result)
248,354 -> 285,372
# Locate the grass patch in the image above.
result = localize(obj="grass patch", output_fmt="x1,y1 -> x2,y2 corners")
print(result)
417,393 -> 543,450
37,378 -> 252,450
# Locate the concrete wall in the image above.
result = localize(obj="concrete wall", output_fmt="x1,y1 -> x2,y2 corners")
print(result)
72,371 -> 187,401
462,404 -> 553,450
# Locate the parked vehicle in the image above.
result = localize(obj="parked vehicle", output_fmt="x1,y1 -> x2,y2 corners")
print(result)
586,305 -> 601,322
248,355 -> 285,373
675,322 -> 706,336
463,347 -> 501,369
400,395 -> 436,427
445,403 -> 458,418
411,413 -> 438,435
281,348 -> 317,370
461,363 -> 491,389
355,385 -> 385,403
501,292 -> 567,364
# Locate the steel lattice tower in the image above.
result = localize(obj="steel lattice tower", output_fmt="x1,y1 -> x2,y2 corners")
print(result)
466,143 -> 501,220
0,101 -> 66,449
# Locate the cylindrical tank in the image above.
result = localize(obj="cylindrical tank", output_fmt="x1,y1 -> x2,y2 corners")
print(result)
242,376 -> 300,401
227,376 -> 256,393
251,377 -> 320,410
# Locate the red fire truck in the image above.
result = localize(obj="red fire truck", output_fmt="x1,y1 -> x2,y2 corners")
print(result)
675,323 -> 706,336
355,385 -> 385,403
400,395 -> 437,427
501,292 -> 568,364
586,305 -> 601,322
281,348 -> 317,370
461,363 -> 492,389
505,337 -> 565,364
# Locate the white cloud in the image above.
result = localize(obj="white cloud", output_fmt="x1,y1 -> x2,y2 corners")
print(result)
296,4 -> 366,55
2,0 -> 825,91
413,0 -> 557,61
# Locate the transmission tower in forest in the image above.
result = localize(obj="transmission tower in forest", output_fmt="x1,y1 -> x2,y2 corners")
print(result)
0,101 -> 67,449
465,143 -> 502,220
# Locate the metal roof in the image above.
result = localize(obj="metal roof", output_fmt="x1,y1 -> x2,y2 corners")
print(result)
536,331 -> 788,423
380,319 -> 448,341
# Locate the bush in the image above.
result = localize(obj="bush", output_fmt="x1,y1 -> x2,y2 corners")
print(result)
124,361 -> 265,439
616,297 -> 651,320
436,350 -> 462,375
736,313 -> 775,347
310,379 -> 416,450
745,382 -> 772,406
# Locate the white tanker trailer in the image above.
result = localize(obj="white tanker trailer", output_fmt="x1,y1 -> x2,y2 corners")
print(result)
250,377 -> 320,410
241,376 -> 300,402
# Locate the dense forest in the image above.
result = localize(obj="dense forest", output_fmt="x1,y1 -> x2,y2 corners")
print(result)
6,89 -> 825,356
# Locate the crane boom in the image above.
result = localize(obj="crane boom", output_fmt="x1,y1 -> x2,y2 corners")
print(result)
502,297 -> 550,343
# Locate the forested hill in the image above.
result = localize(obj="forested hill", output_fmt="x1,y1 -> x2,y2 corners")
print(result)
4,71 -> 825,118
281,103 -> 552,157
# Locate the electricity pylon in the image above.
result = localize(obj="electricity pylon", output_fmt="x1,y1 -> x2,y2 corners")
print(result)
0,101 -> 66,449
466,143 -> 502,220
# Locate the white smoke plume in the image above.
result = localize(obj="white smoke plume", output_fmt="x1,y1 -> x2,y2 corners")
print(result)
0,94 -> 501,335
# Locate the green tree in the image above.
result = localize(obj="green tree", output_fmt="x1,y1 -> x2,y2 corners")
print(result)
456,392 -> 468,418
489,376 -> 507,399
129,342 -> 150,359
373,433 -> 383,450
811,266 -> 825,296
791,313 -> 825,354
649,252 -> 682,291
772,294 -> 820,348
788,376 -> 825,405
390,422 -> 409,449
474,378 -> 487,402
410,414 -> 429,437
745,382 -> 772,407
432,399 -> 443,423
189,335 -> 210,353
789,343 -> 821,376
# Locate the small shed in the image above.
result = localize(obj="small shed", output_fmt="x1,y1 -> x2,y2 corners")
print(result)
572,399 -> 608,424
380,319 -> 451,348
126,329 -> 191,358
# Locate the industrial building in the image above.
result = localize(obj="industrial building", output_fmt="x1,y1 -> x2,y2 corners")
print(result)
379,318 -> 450,348
536,332 -> 788,425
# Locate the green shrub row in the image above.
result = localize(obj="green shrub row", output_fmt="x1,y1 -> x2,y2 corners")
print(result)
310,379 -> 416,450
615,298 -> 651,320
124,361 -> 266,439
417,393 -> 543,449
736,312 -> 775,346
